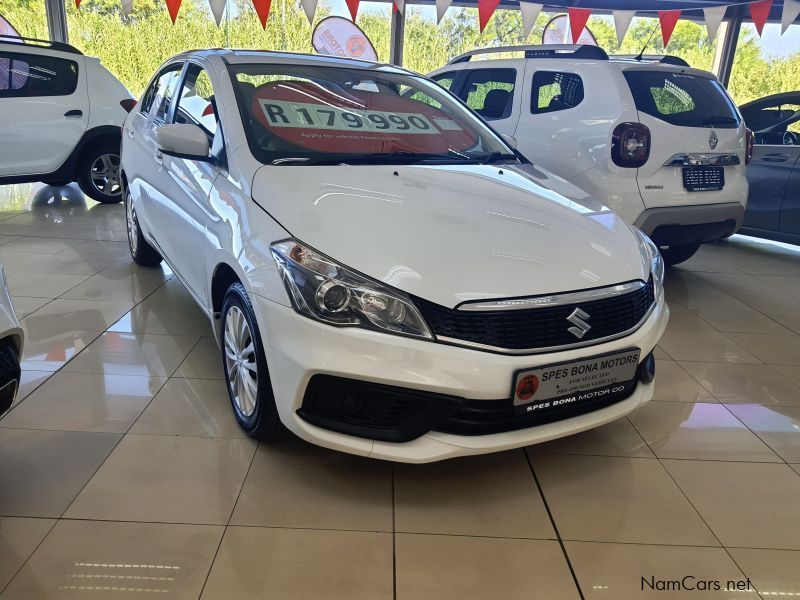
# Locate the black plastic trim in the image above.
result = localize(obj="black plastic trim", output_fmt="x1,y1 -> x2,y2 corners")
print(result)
651,220 -> 737,247
0,35 -> 83,55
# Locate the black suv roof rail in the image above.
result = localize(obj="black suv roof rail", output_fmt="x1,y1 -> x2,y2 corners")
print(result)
0,35 -> 83,56
613,54 -> 689,67
449,44 -> 609,64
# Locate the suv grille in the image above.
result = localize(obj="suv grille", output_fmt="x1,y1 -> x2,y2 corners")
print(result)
414,277 -> 655,353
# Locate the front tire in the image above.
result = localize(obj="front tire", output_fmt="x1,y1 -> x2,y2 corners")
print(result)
661,243 -> 701,267
221,283 -> 281,441
77,143 -> 123,204
125,188 -> 162,267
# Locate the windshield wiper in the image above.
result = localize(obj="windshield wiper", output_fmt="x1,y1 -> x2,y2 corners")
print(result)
271,151 -> 482,166
478,151 -> 519,164
701,115 -> 738,126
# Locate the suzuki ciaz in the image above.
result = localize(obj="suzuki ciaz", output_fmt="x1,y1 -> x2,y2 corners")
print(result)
121,50 -> 668,462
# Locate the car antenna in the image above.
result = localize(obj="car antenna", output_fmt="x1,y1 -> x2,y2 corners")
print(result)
634,21 -> 661,61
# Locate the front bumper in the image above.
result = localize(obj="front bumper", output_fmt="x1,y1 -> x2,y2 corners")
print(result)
634,202 -> 745,247
253,293 -> 669,463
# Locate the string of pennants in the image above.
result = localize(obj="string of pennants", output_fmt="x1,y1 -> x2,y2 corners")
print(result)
73,0 -> 800,40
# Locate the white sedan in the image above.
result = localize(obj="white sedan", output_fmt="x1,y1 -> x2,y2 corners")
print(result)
121,50 -> 668,462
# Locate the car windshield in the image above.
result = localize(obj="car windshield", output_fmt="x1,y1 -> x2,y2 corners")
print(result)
229,63 -> 517,165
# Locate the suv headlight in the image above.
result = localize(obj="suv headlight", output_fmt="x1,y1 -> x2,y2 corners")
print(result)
271,239 -> 433,340
629,225 -> 664,292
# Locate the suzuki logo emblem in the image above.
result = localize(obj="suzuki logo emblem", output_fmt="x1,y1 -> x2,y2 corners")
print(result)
708,130 -> 718,150
567,308 -> 592,339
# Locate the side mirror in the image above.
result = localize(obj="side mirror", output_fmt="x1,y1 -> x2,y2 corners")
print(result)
156,124 -> 210,161
501,133 -> 518,149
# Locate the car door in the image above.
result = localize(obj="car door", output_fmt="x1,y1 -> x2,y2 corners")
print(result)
743,140 -> 799,233
779,146 -> 800,237
158,62 -> 225,306
124,62 -> 184,253
0,49 -> 88,177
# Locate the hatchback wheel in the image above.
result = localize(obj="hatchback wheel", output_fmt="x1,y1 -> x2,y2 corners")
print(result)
125,189 -> 162,267
77,144 -> 124,204
221,282 -> 280,440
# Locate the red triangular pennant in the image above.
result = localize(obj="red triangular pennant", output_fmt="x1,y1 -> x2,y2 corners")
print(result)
165,0 -> 182,23
75,0 -> 81,8
478,0 -> 501,32
567,7 -> 591,43
346,0 -> 360,21
749,0 -> 773,35
658,9 -> 681,47
252,0 -> 271,28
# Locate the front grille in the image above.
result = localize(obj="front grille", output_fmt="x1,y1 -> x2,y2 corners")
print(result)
414,277 -> 655,353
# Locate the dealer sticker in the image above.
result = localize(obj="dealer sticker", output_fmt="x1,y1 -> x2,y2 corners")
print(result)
512,349 -> 641,414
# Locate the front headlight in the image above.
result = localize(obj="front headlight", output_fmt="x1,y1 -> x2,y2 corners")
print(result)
271,239 -> 433,340
629,225 -> 664,291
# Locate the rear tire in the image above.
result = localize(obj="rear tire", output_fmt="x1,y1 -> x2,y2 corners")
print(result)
125,188 -> 162,267
661,243 -> 701,267
77,143 -> 123,204
221,283 -> 281,441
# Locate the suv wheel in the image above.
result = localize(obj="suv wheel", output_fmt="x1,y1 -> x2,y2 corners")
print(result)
221,283 -> 281,441
77,144 -> 123,204
661,243 -> 701,267
125,189 -> 162,267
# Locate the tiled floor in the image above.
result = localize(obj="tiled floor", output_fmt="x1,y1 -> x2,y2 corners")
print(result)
0,182 -> 799,599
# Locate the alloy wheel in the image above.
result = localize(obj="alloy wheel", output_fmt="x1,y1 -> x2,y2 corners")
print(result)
90,153 -> 123,197
125,193 -> 138,254
224,305 -> 258,417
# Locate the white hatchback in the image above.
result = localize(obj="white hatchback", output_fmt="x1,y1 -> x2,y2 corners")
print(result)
430,44 -> 752,266
0,36 -> 133,203
121,50 -> 668,462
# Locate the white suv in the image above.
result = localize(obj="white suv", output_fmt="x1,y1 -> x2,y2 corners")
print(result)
0,36 -> 134,203
430,44 -> 752,265
121,49 -> 668,462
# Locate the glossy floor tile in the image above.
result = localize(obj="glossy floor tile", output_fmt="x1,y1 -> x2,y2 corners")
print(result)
1,187 -> 800,597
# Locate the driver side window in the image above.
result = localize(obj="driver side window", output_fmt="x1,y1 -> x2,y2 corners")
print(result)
174,65 -> 218,138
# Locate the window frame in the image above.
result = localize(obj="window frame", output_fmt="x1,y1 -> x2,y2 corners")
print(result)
530,70 -> 585,115
140,61 -> 185,121
0,50 -> 79,98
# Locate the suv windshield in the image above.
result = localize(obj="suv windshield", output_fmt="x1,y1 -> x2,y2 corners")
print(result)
623,70 -> 740,129
229,64 -> 517,165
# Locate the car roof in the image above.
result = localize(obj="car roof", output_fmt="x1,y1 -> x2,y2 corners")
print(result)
168,48 -> 417,76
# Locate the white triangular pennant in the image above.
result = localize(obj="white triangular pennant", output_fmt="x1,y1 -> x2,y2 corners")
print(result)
703,5 -> 727,42
121,0 -> 132,16
394,0 -> 404,14
782,0 -> 800,32
436,0 -> 452,23
520,3 -> 543,39
612,10 -> 635,46
208,0 -> 225,26
300,0 -> 317,23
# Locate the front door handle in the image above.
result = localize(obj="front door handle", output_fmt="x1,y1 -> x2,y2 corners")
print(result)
762,153 -> 790,163
154,152 -> 163,167
126,128 -> 135,139
64,109 -> 83,118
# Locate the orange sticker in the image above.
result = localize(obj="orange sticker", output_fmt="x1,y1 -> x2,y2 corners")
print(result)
516,375 -> 540,401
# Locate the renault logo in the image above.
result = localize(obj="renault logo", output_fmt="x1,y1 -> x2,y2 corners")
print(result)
709,130 -> 718,150
567,308 -> 592,339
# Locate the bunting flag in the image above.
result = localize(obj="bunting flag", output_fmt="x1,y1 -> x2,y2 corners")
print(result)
613,10 -> 635,46
702,5 -> 727,42
165,0 -> 182,23
783,0 -> 800,33
478,0 -> 500,32
300,0 -> 317,23
252,0 -> 270,28
567,7 -> 591,43
658,9 -> 681,47
749,0 -> 773,35
345,0 -> 359,21
75,0 -> 81,7
208,0 -> 226,26
435,0 -> 452,23
121,0 -> 132,17
394,0 -> 404,15
520,2 -> 543,39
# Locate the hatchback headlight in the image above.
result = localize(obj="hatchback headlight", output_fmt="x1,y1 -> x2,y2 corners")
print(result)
629,225 -> 664,292
271,240 -> 433,340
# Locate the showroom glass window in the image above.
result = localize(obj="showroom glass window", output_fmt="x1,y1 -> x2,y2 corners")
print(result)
531,71 -> 584,114
623,71 -> 740,128
458,68 -> 515,120
140,64 -> 183,122
0,51 -> 78,98
174,65 -> 218,138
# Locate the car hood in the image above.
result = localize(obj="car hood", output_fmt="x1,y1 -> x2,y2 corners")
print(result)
252,163 -> 648,308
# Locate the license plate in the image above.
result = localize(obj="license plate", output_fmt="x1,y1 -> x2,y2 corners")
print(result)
683,166 -> 724,192
512,349 -> 641,414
